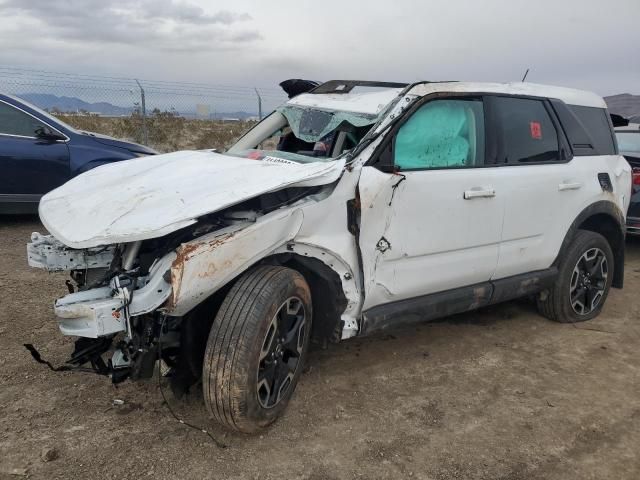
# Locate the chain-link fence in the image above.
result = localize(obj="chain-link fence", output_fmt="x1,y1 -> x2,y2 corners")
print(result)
0,66 -> 289,152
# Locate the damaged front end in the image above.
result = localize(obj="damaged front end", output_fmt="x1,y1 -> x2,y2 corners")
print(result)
27,232 -> 176,382
27,180 -> 330,388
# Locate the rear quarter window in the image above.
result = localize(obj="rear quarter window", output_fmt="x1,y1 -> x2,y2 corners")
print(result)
568,105 -> 617,155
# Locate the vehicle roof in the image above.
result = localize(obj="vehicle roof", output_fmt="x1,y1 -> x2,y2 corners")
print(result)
409,82 -> 607,108
284,80 -> 607,115
286,87 -> 404,116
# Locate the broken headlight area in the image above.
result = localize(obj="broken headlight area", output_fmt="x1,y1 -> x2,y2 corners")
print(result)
25,186 -> 322,387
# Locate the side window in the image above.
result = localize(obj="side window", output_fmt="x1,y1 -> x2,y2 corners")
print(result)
0,101 -> 46,137
568,105 -> 616,155
493,97 -> 560,163
394,99 -> 485,170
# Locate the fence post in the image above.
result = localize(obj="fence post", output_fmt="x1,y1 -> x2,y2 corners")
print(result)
135,79 -> 149,145
254,88 -> 262,120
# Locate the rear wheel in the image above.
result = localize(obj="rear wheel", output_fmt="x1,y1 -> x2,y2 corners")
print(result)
202,265 -> 312,433
537,230 -> 613,323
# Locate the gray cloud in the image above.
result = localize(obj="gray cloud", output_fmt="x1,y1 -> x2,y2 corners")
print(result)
0,0 -> 260,50
0,0 -> 638,108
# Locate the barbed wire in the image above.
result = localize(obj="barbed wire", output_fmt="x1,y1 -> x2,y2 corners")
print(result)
0,65 -> 288,112
0,65 -> 293,152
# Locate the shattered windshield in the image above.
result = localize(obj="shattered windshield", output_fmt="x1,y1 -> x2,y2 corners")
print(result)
277,105 -> 377,143
226,104 -> 386,164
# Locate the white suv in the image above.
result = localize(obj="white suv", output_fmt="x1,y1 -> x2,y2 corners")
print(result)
28,80 -> 631,432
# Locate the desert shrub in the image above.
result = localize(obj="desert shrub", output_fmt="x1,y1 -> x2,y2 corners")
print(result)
52,112 -> 255,153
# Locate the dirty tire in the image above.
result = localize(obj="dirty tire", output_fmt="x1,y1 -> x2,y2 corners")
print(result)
203,265 -> 312,433
537,229 -> 613,323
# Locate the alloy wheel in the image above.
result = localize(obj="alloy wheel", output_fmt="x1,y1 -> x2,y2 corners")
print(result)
569,247 -> 608,316
257,297 -> 306,408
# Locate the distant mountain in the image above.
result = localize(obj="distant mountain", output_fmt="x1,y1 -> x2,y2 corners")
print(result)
604,94 -> 640,122
16,92 -> 257,120
19,93 -> 133,116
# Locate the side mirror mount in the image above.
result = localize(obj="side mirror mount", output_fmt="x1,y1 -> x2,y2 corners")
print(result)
371,138 -> 398,173
35,126 -> 66,142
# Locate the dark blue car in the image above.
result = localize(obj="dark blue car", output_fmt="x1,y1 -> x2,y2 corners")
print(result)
0,93 -> 156,213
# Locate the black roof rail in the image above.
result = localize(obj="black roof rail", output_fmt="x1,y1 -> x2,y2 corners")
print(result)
311,80 -> 408,94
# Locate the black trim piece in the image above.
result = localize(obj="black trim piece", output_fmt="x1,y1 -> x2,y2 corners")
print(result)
597,173 -> 613,192
490,268 -> 558,304
361,282 -> 493,335
279,79 -> 320,98
0,194 -> 42,214
361,268 -> 559,335
549,98 -> 595,156
312,80 -> 408,94
0,193 -> 42,202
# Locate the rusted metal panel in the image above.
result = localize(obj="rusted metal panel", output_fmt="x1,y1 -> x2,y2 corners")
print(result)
167,209 -> 304,316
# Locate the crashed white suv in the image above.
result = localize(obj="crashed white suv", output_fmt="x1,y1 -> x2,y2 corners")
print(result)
28,80 -> 631,432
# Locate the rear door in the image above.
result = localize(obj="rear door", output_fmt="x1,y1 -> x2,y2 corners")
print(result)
0,100 -> 70,202
487,95 -> 579,279
357,96 -> 505,312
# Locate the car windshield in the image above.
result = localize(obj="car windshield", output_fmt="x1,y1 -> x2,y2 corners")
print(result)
9,95 -> 78,133
225,83 -> 408,164
226,107 -> 379,164
616,131 -> 640,154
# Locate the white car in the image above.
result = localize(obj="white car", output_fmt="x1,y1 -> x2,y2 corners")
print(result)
28,80 -> 631,432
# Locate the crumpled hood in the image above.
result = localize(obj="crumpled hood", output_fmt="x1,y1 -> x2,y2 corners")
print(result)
39,150 -> 345,248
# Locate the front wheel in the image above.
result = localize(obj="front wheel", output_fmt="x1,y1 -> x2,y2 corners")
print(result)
537,230 -> 614,323
202,265 -> 312,433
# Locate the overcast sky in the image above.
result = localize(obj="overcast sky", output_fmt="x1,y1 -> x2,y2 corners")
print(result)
0,0 -> 638,100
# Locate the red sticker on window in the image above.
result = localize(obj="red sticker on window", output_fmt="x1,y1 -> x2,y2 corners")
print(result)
530,121 -> 542,139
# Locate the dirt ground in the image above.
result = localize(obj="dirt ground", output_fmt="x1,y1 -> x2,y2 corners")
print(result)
1,217 -> 639,480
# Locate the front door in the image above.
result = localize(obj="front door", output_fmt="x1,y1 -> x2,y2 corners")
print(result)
0,100 -> 70,203
358,96 -> 505,314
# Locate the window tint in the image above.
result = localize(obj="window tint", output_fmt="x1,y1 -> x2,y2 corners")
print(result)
0,101 -> 46,137
394,99 -> 485,170
569,105 -> 616,155
494,97 -> 559,163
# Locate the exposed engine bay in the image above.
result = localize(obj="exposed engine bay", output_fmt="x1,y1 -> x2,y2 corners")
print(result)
27,185 -> 324,392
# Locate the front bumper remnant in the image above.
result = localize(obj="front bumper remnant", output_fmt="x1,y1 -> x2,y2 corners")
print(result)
54,286 -> 127,338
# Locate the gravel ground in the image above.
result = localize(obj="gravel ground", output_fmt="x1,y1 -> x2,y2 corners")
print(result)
1,216 -> 639,479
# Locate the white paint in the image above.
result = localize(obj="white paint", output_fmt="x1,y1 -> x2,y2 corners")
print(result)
492,155 -> 631,279
409,82 -> 606,108
274,165 -> 368,339
357,165 -> 505,310
286,88 -> 404,115
38,150 -> 344,248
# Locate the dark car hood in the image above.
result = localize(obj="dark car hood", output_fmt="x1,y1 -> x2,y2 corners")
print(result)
80,131 -> 157,155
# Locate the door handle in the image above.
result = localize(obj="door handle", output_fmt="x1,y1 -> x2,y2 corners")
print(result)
558,182 -> 582,191
464,188 -> 495,199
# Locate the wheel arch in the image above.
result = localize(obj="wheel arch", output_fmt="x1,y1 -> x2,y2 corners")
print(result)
556,201 -> 625,288
258,251 -> 352,344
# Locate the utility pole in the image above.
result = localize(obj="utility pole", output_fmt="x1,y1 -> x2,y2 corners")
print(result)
135,79 -> 148,145
254,88 -> 262,120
